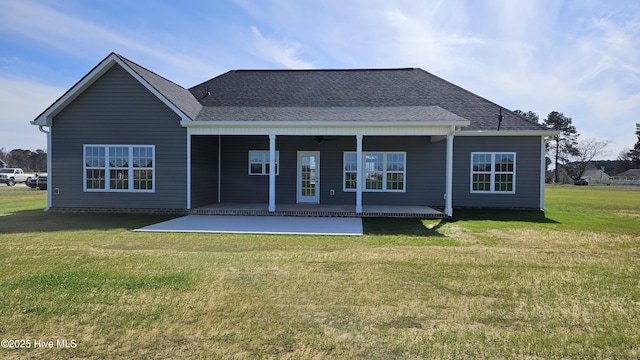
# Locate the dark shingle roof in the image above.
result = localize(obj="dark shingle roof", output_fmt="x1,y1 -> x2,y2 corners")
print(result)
117,54 -> 202,120
189,68 -> 547,131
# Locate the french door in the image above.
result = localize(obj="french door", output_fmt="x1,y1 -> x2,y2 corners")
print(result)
297,151 -> 320,203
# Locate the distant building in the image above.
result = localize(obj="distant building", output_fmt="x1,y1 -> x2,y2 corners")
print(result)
612,168 -> 640,180
581,166 -> 610,182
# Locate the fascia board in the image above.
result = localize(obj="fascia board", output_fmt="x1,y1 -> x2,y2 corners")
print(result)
181,119 -> 470,128
455,130 -> 559,137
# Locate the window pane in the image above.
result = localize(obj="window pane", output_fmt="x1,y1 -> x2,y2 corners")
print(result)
473,153 -> 491,172
495,154 -> 514,172
86,169 -> 105,189
472,173 -> 491,191
344,153 -> 357,171
110,169 -> 129,190
386,172 -> 404,190
386,153 -> 405,171
109,147 -> 129,168
345,172 -> 357,189
250,163 -> 263,174
133,146 -> 153,168
133,169 -> 153,190
86,146 -> 105,167
365,154 -> 384,171
495,174 -> 513,192
249,152 -> 263,163
365,172 -> 383,190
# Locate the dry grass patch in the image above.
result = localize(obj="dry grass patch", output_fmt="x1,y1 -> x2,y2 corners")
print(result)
1,185 -> 639,358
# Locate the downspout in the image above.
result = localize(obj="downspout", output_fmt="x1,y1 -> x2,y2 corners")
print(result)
540,136 -> 550,210
186,128 -> 192,210
218,135 -> 221,204
38,125 -> 52,211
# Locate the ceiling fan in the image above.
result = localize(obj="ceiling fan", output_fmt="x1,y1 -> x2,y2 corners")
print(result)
315,136 -> 337,143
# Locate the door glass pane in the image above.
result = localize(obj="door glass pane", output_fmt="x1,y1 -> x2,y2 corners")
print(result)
301,155 -> 316,197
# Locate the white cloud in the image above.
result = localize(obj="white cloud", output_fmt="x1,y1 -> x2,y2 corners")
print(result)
250,26 -> 314,69
1,0 -> 638,159
0,0 -> 220,86
0,77 -> 64,151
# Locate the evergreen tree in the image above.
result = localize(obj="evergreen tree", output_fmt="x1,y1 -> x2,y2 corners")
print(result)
628,123 -> 640,167
543,111 -> 579,182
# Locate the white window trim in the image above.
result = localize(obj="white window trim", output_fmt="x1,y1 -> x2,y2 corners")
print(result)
343,151 -> 406,193
248,150 -> 279,176
470,152 -> 516,194
83,144 -> 155,193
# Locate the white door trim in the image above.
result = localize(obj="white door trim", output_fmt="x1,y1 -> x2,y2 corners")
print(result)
297,151 -> 320,203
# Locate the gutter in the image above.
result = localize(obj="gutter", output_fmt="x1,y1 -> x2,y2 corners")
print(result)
37,124 -> 52,211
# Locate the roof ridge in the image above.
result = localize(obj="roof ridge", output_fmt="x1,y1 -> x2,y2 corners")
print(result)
231,68 -> 418,72
114,53 -> 187,90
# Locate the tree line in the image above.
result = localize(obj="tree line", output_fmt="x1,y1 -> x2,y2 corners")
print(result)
0,148 -> 47,172
514,111 -> 640,182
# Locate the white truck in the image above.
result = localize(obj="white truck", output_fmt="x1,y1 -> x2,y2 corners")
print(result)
0,168 -> 36,186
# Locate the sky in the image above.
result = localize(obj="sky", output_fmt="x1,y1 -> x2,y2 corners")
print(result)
1,0 -> 639,160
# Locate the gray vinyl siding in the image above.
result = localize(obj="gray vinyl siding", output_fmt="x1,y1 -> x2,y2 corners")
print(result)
452,136 -> 542,209
50,64 -> 187,210
191,136 -> 219,208
361,136 -> 445,207
214,135 -> 445,207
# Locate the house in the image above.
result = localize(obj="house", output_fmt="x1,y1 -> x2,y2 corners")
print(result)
31,53 -> 557,217
581,166 -> 610,183
612,168 -> 640,180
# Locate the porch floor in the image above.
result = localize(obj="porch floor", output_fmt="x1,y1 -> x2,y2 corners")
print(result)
191,203 -> 445,218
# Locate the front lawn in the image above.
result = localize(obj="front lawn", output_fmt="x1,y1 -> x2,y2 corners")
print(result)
0,185 -> 638,359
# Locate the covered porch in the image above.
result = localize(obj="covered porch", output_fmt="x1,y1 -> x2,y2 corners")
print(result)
191,203 -> 445,218
184,106 -> 471,218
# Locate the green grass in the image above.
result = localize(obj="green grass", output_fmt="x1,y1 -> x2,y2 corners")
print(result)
0,184 -> 639,359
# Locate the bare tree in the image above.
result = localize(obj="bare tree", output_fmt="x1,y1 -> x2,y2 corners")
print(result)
564,138 -> 612,181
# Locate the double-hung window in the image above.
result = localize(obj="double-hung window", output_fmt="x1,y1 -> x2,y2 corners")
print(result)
84,145 -> 155,192
343,152 -> 406,192
248,150 -> 279,175
470,152 -> 515,193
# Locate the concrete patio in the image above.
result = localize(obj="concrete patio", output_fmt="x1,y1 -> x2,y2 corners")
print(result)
135,215 -> 364,236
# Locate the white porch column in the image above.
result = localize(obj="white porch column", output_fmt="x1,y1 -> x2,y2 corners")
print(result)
186,129 -> 192,209
268,134 -> 276,212
445,127 -> 454,217
356,134 -> 363,213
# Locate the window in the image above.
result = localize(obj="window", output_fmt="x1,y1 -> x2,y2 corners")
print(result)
84,145 -> 154,192
344,152 -> 357,190
343,152 -> 406,192
248,151 -> 279,175
471,152 -> 515,193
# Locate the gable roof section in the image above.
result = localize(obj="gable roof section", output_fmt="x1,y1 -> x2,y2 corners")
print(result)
116,54 -> 202,120
189,68 -> 550,133
32,53 -> 201,126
